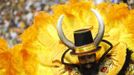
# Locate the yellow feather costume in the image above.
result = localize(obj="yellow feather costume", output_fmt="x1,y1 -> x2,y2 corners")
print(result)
0,0 -> 133,75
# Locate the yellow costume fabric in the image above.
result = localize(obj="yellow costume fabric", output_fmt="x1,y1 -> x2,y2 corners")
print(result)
0,0 -> 133,75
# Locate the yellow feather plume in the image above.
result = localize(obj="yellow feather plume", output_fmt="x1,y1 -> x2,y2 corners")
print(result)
0,0 -> 134,75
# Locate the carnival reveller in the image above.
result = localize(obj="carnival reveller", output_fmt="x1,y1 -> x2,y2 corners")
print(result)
19,0 -> 133,75
56,8 -> 126,75
0,0 -> 133,75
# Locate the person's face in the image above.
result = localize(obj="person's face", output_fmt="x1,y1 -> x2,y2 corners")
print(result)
78,54 -> 96,68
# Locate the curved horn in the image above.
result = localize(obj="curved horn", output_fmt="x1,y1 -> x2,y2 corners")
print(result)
91,9 -> 104,47
57,15 -> 75,49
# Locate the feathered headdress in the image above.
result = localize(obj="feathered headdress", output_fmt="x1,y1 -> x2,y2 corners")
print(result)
0,0 -> 134,75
